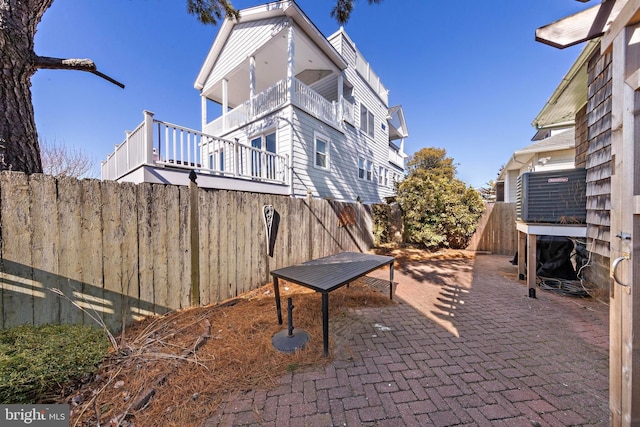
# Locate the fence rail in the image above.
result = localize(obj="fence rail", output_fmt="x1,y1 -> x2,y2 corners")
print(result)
0,172 -> 374,330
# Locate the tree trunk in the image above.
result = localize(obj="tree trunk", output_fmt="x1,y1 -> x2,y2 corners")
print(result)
0,0 -> 55,174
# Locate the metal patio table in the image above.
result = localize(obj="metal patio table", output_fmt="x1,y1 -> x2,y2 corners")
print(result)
270,251 -> 395,356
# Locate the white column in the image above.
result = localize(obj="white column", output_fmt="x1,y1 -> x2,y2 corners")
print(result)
222,78 -> 228,131
337,73 -> 344,122
201,95 -> 207,132
286,22 -> 295,102
143,110 -> 155,165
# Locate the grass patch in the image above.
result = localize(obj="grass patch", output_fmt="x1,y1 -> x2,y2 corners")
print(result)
0,324 -> 110,403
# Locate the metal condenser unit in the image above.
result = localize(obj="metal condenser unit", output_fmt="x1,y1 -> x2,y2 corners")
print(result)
516,168 -> 587,223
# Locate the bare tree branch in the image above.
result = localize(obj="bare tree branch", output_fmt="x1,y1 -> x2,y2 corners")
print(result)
33,55 -> 125,88
40,137 -> 97,179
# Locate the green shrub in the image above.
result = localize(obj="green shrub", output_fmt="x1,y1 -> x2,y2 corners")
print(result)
0,324 -> 110,403
396,147 -> 485,249
372,203 -> 392,245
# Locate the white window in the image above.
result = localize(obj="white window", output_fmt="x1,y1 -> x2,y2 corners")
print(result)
359,157 -> 373,181
378,166 -> 388,186
360,104 -> 374,138
314,132 -> 329,169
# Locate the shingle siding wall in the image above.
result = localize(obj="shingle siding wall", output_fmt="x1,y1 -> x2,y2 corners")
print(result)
575,104 -> 588,168
584,48 -> 612,288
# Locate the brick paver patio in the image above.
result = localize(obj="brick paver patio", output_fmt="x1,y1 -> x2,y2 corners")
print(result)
205,254 -> 609,426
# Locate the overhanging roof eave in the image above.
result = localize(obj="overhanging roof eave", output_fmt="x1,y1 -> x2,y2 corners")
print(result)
531,39 -> 600,129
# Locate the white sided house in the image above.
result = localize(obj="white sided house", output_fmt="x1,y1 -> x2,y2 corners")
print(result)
101,1 -> 408,203
498,127 -> 576,203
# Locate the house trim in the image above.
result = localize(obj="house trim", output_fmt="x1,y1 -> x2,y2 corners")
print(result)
195,1 -> 347,92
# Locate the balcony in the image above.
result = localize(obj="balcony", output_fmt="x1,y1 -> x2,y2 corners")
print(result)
101,111 -> 289,194
205,78 -> 352,137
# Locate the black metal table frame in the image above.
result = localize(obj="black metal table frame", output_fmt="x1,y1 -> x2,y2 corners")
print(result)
270,252 -> 395,357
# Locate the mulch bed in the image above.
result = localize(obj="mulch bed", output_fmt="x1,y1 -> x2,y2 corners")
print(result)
62,278 -> 395,427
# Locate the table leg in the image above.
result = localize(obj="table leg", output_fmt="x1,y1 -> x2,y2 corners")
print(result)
273,276 -> 283,324
322,292 -> 329,357
389,262 -> 394,300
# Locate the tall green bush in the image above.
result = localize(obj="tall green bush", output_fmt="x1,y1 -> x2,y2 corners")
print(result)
396,147 -> 485,249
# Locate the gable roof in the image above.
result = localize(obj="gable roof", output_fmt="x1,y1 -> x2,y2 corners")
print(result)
194,0 -> 347,92
388,105 -> 408,140
499,128 -> 575,180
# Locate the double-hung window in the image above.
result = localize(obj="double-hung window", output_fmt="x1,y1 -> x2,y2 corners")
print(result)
378,166 -> 388,186
314,132 -> 329,170
358,157 -> 373,181
360,104 -> 374,138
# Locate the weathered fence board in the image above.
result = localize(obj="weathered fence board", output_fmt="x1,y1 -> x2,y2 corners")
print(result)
0,172 -> 34,327
151,184 -> 169,310
0,172 -> 376,330
137,183 -> 155,316
466,202 -> 517,256
80,179 -> 105,325
56,177 -> 83,325
102,180 -> 124,329
31,175 -> 59,325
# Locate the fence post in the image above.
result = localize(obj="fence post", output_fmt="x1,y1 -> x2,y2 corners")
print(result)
143,110 -> 155,165
189,171 -> 200,306
307,189 -> 313,260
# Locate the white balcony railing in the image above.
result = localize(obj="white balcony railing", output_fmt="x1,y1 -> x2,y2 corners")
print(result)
342,98 -> 355,125
204,78 -> 343,136
294,79 -> 338,124
101,111 -> 289,185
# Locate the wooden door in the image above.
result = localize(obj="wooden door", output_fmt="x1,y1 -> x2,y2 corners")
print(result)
609,23 -> 640,427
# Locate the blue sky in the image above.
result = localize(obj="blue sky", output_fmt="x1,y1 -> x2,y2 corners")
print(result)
33,0 -> 589,188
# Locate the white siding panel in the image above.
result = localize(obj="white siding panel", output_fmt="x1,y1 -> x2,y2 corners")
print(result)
328,32 -> 356,67
506,170 -> 519,203
205,17 -> 287,88
291,108 -> 384,203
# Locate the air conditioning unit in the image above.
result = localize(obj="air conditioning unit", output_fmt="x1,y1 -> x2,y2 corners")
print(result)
516,168 -> 587,223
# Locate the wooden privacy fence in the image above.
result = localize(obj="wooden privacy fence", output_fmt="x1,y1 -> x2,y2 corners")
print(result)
466,202 -> 517,256
0,172 -> 374,330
